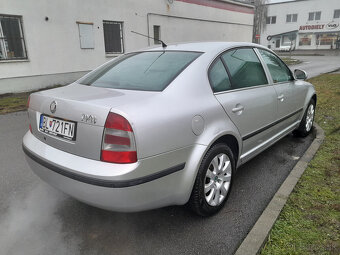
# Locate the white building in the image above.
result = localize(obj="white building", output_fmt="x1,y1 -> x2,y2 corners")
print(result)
259,0 -> 340,51
0,0 -> 254,94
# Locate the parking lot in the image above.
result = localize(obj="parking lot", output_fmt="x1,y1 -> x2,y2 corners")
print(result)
288,55 -> 340,78
1,0 -> 340,251
1,55 -> 339,254
0,111 -> 314,255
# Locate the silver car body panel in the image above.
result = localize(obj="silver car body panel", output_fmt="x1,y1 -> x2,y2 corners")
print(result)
23,42 -> 316,211
23,131 -> 207,211
215,85 -> 277,156
29,84 -> 159,160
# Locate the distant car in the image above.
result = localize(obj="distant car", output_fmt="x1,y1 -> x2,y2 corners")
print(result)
23,42 -> 316,216
279,45 -> 291,52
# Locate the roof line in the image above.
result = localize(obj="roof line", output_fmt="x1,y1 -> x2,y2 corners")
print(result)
220,0 -> 255,8
175,0 -> 254,14
265,0 -> 310,6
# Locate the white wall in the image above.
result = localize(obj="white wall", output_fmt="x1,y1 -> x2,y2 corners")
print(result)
0,0 -> 254,94
148,14 -> 253,43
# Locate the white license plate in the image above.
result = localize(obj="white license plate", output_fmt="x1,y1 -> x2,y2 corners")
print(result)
39,115 -> 76,141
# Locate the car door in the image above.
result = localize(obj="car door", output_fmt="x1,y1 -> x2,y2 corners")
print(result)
257,48 -> 304,132
209,47 -> 278,162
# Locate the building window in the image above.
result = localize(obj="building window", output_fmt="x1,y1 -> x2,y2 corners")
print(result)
153,25 -> 161,45
103,21 -> 124,54
316,33 -> 338,46
299,34 -> 313,46
266,16 -> 276,24
286,14 -> 298,23
334,9 -> 340,19
0,15 -> 27,61
77,22 -> 94,49
308,11 -> 321,21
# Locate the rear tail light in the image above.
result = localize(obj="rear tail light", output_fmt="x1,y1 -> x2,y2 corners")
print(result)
101,112 -> 137,164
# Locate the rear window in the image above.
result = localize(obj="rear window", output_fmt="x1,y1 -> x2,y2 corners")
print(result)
79,51 -> 202,91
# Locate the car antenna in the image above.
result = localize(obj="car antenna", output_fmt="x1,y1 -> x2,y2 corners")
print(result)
131,31 -> 167,48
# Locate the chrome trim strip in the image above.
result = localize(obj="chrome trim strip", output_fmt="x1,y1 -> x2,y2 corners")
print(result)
213,84 -> 270,95
240,120 -> 300,160
242,108 -> 303,141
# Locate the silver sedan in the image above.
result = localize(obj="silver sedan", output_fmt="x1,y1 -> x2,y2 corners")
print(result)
23,42 -> 316,216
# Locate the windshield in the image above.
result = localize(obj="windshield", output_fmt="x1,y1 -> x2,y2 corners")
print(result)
79,51 -> 202,91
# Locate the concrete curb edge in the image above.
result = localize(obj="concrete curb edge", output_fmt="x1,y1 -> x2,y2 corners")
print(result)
234,123 -> 325,255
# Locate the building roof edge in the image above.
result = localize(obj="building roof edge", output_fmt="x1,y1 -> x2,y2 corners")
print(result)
264,0 -> 310,6
221,0 -> 255,9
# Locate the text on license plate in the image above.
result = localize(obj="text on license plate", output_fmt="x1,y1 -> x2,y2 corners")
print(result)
39,115 -> 76,141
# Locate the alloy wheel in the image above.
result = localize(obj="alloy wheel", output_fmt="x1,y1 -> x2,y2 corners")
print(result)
305,104 -> 314,132
204,153 -> 232,206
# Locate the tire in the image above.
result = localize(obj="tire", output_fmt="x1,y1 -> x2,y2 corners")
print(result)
189,143 -> 235,217
294,99 -> 316,137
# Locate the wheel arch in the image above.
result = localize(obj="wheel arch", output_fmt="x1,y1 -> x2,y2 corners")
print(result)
211,134 -> 239,165
300,84 -> 317,122
311,93 -> 317,105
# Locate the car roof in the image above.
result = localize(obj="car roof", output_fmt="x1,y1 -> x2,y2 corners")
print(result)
140,41 -> 268,54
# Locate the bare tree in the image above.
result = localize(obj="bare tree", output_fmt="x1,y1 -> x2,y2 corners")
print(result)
252,0 -> 268,43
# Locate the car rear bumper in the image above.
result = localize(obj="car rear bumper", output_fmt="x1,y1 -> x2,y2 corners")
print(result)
23,131 -> 206,212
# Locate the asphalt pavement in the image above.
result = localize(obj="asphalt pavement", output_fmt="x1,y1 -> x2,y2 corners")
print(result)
0,55 -> 333,255
287,55 -> 340,78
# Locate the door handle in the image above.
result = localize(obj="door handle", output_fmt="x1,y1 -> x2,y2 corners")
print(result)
277,94 -> 285,102
232,105 -> 244,113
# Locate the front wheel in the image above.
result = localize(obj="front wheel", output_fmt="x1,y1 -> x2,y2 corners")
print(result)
189,143 -> 235,217
294,99 -> 315,137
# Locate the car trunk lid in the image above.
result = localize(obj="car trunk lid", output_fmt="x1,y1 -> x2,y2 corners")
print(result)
28,83 -> 155,160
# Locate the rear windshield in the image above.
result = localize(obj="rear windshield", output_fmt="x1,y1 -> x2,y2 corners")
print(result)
79,51 -> 202,91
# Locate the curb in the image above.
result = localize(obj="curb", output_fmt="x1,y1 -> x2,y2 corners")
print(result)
326,67 -> 340,74
234,123 -> 325,255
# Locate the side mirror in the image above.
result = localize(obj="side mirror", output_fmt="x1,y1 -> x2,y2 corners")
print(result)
294,69 -> 307,80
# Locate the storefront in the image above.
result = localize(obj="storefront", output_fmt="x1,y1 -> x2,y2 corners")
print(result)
298,22 -> 340,49
266,22 -> 340,51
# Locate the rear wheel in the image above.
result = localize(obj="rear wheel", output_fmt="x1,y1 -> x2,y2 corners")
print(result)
189,143 -> 234,217
294,99 -> 315,137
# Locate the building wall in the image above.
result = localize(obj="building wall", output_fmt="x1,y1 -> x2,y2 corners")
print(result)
259,0 -> 340,50
0,0 -> 254,94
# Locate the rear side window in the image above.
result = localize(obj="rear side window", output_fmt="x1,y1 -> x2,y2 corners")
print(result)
221,48 -> 268,89
209,59 -> 231,92
79,51 -> 201,91
258,49 -> 293,83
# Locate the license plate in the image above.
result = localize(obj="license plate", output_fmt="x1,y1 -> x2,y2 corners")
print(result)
39,115 -> 76,141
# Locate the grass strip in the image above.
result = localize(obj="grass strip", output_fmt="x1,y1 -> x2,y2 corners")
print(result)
261,73 -> 340,255
0,85 -> 62,114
